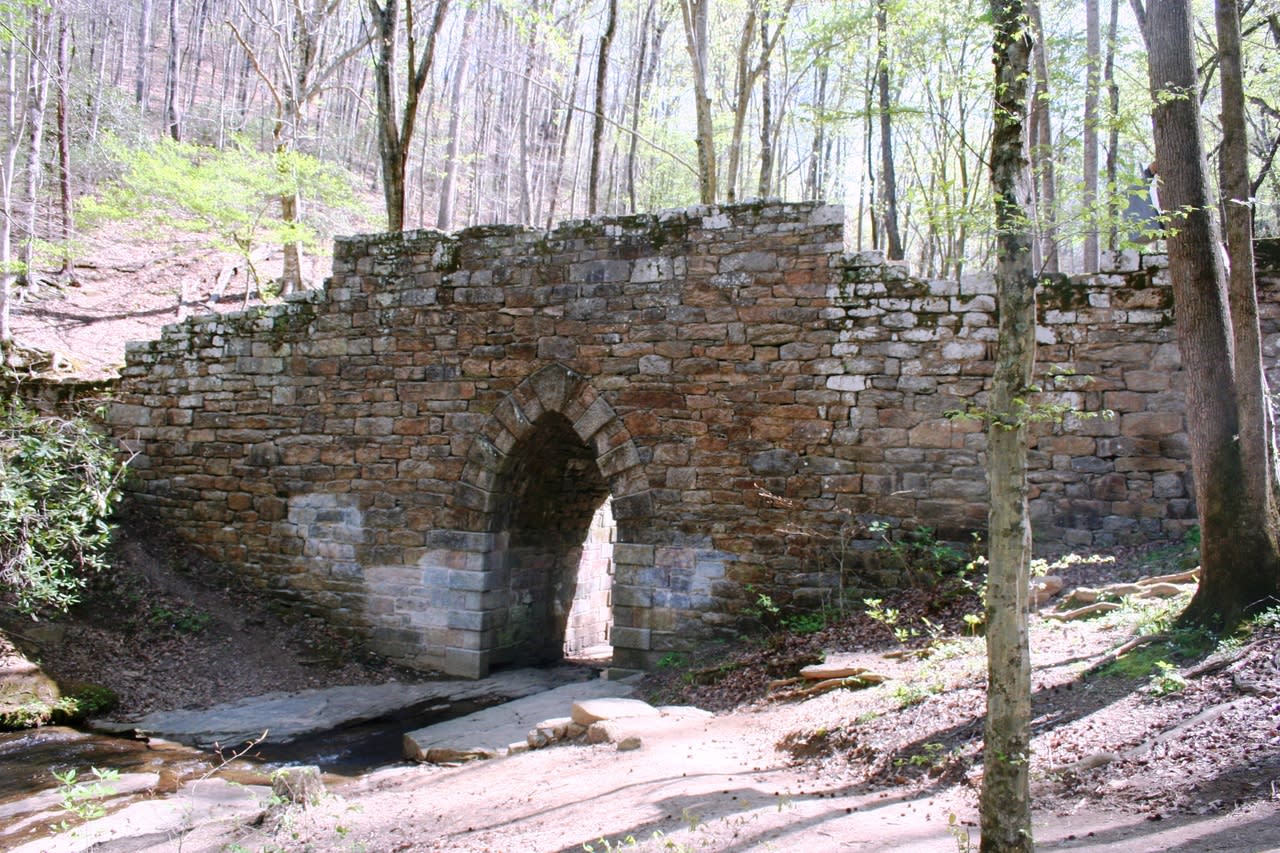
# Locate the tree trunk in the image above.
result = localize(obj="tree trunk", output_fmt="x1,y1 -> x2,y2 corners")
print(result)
164,0 -> 181,141
1083,0 -> 1101,271
19,10 -> 50,290
136,0 -> 153,111
980,0 -> 1035,849
0,44 -> 20,348
437,2 -> 478,231
756,7 -> 773,199
1105,0 -> 1120,250
679,0 -> 715,204
369,0 -> 451,232
1027,0 -> 1057,272
1138,0 -> 1280,625
588,0 -> 617,215
545,35 -> 583,229
876,0 -> 903,260
55,10 -> 72,280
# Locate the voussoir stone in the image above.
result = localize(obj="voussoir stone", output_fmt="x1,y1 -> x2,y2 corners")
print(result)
570,697 -> 660,726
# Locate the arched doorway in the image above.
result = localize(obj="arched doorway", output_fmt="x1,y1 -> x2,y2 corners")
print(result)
490,411 -> 614,667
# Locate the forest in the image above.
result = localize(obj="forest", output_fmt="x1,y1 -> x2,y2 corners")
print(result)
0,0 -> 1277,314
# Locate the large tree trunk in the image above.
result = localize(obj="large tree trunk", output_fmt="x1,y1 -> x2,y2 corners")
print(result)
980,0 -> 1035,848
1137,0 -> 1280,624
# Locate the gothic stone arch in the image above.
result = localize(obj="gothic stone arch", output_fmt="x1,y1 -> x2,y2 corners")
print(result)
448,363 -> 651,675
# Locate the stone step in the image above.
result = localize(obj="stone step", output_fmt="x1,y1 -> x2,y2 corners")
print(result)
403,678 -> 633,763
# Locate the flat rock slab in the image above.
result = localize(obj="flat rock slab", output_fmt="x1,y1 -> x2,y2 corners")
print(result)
570,696 -> 660,725
93,668 -> 579,749
6,777 -> 266,853
404,678 -> 633,763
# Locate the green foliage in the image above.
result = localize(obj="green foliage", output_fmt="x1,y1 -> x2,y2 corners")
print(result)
656,651 -> 686,669
869,522 -> 974,583
51,766 -> 119,832
80,134 -> 363,282
0,400 -> 127,614
148,605 -> 211,635
1147,660 -> 1188,696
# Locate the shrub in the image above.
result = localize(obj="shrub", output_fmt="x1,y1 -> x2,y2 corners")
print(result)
0,400 -> 127,614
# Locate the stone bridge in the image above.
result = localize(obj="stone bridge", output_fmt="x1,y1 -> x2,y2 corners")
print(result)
109,201 -> 1274,677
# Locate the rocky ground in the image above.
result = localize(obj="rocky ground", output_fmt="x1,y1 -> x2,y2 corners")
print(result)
2,518 -> 1277,852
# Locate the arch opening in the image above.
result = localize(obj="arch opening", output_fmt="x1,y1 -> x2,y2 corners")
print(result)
491,412 -> 614,668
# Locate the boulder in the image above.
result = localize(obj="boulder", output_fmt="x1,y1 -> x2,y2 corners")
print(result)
1030,575 -> 1064,607
570,697 -> 660,726
271,765 -> 324,806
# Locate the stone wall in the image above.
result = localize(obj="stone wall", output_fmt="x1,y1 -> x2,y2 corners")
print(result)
108,200 -> 1279,676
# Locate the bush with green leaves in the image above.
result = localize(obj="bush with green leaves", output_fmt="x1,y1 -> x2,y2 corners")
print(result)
0,400 -> 126,614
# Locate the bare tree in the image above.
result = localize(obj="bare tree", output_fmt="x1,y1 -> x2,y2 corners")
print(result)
367,0 -> 451,231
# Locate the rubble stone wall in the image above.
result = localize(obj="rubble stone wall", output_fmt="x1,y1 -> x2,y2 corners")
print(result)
109,200 -> 1280,675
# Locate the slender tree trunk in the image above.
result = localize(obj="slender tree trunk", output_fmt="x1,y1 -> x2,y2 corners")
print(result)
980,0 -> 1035,848
0,44 -> 19,348
588,0 -> 617,214
164,0 -> 181,140
1136,0 -> 1280,625
679,0 -> 716,204
876,0 -> 903,259
625,1 -> 653,212
545,35 -> 584,229
756,8 -> 773,199
1083,0 -> 1101,271
19,10 -> 50,289
1105,0 -> 1120,251
136,0 -> 153,111
368,0 -> 451,232
1028,0 -> 1057,272
55,10 -> 72,280
437,2 -> 478,231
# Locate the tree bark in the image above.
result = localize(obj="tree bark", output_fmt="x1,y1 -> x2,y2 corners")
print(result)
19,9 -> 50,290
1138,0 -> 1280,625
368,0 -> 451,232
588,0 -> 617,214
136,0 -> 153,111
876,0 -> 903,260
980,0 -> 1035,848
1027,0 -> 1057,272
55,9 -> 72,280
437,2 -> 478,231
678,0 -> 715,204
1083,0 -> 1101,271
164,0 -> 181,141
